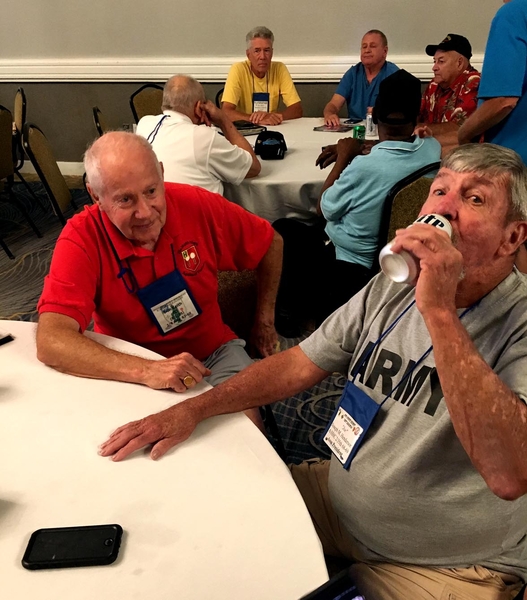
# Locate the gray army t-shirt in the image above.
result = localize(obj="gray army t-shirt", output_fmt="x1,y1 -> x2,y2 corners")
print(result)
300,269 -> 527,579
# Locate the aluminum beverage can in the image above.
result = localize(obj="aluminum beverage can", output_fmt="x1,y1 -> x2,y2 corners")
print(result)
379,214 -> 452,284
352,125 -> 366,140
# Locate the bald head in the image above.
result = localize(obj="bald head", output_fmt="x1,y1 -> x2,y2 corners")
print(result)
84,131 -> 163,196
161,75 -> 205,117
84,132 -> 167,249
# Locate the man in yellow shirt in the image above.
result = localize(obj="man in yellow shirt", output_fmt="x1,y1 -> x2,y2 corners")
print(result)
222,26 -> 303,126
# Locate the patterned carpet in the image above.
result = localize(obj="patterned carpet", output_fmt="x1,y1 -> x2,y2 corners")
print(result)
0,181 -> 342,464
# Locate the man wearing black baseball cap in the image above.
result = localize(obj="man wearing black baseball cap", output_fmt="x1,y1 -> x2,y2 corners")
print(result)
417,33 -> 480,155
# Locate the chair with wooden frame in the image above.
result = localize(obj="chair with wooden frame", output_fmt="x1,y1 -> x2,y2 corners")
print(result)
11,87 -> 46,210
0,105 -> 42,243
129,83 -> 163,123
23,122 -> 75,226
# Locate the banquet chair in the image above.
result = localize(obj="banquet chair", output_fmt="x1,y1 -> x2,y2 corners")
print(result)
0,105 -> 42,239
373,162 -> 440,272
215,87 -> 224,108
92,106 -> 110,137
23,122 -> 75,226
129,83 -> 163,123
217,269 -> 288,461
10,87 -> 46,210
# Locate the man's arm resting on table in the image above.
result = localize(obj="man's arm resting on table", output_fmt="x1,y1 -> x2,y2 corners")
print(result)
222,101 -> 282,126
36,312 -> 210,393
279,101 -> 303,121
250,230 -> 283,357
458,97 -> 518,144
323,94 -> 346,126
99,345 -> 331,461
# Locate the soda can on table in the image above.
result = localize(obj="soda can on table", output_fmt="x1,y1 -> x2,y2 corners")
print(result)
352,125 -> 366,140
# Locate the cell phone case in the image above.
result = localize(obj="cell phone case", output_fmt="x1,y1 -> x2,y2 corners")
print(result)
22,524 -> 123,570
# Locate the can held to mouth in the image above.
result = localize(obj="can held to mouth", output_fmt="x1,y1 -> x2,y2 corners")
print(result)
352,125 -> 366,140
379,214 -> 452,284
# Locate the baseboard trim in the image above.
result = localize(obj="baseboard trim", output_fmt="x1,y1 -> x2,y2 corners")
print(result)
22,162 -> 85,177
0,54 -> 484,82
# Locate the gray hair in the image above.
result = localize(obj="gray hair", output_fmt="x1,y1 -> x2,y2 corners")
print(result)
246,26 -> 274,49
162,75 -> 205,115
364,29 -> 388,47
442,143 -> 527,222
84,131 -> 163,196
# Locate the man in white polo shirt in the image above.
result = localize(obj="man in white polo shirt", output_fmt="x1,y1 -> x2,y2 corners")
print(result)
136,75 -> 260,195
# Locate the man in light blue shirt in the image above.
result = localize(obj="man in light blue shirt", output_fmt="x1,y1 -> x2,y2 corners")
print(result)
324,30 -> 399,126
318,70 -> 440,316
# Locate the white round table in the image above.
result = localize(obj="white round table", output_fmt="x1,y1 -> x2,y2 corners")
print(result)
1,320 -> 328,600
223,117 -> 372,223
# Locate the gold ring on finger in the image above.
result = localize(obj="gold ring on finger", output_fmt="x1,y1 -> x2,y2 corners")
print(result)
182,374 -> 195,388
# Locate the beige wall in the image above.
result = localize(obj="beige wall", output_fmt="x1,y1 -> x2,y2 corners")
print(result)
2,0 -> 500,60
0,1 -> 504,160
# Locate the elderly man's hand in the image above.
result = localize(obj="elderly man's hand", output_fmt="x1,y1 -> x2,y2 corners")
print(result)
142,353 -> 211,392
99,402 -> 198,461
324,114 -> 341,128
198,100 -> 225,128
390,224 -> 463,315
250,112 -> 283,125
250,319 -> 279,358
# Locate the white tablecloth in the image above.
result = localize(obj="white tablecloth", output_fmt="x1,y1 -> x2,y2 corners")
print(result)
1,320 -> 328,600
223,117 -> 359,223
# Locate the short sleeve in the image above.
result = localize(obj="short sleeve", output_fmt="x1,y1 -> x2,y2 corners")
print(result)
335,66 -> 357,102
37,229 -> 98,332
479,4 -> 527,99
197,128 -> 253,185
276,64 -> 301,107
222,64 -> 243,107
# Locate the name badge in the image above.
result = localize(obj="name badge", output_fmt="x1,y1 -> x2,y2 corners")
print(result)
137,269 -> 202,336
151,289 -> 199,334
253,92 -> 270,113
324,381 -> 380,469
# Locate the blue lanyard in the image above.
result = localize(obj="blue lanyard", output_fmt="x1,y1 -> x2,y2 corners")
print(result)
97,210 -> 177,294
351,299 -> 478,407
147,114 -> 169,144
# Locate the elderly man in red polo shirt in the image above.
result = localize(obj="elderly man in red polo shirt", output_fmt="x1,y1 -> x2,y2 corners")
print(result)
417,34 -> 480,155
36,132 -> 282,423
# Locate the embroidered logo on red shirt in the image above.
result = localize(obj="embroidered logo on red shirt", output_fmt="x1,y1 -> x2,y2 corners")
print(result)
180,243 -> 200,272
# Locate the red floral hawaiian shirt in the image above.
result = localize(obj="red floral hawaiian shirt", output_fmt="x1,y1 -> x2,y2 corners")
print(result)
419,67 -> 481,125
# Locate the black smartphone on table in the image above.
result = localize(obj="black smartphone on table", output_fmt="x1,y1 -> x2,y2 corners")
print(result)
22,524 -> 123,570
300,568 -> 366,599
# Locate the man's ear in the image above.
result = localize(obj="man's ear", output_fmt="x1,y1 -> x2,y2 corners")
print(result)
498,221 -> 527,257
159,161 -> 165,180
86,182 -> 100,206
193,101 -> 203,122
